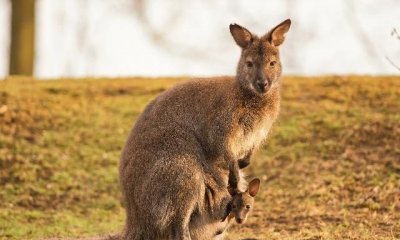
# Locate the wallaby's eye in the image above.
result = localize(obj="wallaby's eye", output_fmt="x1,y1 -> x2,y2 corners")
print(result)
246,61 -> 253,68
269,61 -> 277,67
245,205 -> 251,209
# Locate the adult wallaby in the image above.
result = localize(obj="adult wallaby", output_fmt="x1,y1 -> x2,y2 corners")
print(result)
120,19 -> 291,240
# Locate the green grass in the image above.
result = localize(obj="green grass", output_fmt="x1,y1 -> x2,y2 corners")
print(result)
0,76 -> 399,239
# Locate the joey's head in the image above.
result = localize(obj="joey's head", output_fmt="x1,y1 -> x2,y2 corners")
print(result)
230,19 -> 291,96
230,178 -> 260,224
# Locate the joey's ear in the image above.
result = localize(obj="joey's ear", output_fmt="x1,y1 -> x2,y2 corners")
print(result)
266,19 -> 291,47
248,178 -> 260,197
230,23 -> 253,48
221,203 -> 232,222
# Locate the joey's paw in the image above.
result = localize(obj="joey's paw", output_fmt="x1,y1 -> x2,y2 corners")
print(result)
221,215 -> 227,222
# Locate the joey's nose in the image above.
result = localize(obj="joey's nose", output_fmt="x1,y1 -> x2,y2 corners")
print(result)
237,218 -> 243,224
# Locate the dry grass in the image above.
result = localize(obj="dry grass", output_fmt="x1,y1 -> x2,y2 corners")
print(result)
0,76 -> 399,239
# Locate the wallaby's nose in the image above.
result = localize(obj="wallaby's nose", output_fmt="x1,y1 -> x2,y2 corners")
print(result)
237,218 -> 243,224
257,81 -> 269,92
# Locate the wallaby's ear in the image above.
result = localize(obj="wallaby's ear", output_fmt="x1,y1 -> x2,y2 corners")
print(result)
248,178 -> 260,197
267,19 -> 291,47
230,23 -> 253,48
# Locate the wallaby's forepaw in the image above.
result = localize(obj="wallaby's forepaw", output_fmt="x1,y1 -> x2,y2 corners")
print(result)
238,158 -> 250,169
227,185 -> 240,196
228,178 -> 239,191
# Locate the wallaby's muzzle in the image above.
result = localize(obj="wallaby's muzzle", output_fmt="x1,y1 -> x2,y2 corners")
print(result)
256,80 -> 270,94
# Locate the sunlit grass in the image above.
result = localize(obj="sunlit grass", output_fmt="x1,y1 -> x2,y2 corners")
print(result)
0,76 -> 399,239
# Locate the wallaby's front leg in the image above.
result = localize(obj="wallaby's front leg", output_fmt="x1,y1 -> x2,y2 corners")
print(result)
238,149 -> 253,169
227,155 -> 241,194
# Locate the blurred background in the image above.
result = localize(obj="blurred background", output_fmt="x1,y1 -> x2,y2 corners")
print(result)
0,0 -> 399,78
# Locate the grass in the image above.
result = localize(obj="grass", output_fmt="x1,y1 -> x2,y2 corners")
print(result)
0,75 -> 399,240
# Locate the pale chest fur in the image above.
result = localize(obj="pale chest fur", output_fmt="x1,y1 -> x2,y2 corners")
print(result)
229,114 -> 276,160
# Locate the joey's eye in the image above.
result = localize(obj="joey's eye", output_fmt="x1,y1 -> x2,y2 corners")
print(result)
246,61 -> 253,68
269,61 -> 277,67
245,205 -> 251,209
232,205 -> 237,209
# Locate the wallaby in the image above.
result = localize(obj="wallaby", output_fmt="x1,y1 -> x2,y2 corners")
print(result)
120,19 -> 291,240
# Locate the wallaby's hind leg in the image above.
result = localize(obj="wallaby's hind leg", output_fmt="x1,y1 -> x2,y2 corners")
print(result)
172,219 -> 192,240
170,191 -> 197,240
228,157 -> 241,192
136,156 -> 203,240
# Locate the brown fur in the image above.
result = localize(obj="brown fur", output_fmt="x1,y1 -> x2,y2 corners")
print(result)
119,19 -> 291,240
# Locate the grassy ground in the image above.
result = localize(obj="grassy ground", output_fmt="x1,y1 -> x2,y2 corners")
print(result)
0,76 -> 399,240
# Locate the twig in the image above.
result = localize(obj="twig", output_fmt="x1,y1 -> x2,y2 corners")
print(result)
385,56 -> 400,71
390,226 -> 395,240
391,28 -> 400,40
